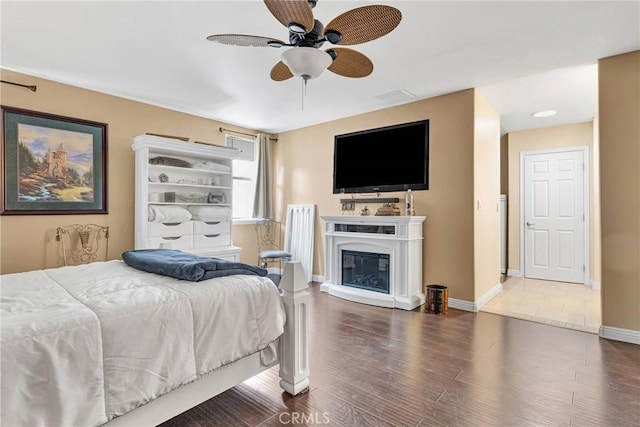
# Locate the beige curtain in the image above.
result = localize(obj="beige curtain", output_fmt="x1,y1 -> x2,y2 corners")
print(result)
253,133 -> 272,219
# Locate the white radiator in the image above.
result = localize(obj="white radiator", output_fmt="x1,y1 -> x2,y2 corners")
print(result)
284,204 -> 315,283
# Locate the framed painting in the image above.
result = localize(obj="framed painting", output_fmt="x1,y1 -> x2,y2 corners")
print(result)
1,106 -> 108,215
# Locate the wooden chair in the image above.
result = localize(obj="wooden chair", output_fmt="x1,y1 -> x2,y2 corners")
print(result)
56,224 -> 109,266
255,220 -> 291,272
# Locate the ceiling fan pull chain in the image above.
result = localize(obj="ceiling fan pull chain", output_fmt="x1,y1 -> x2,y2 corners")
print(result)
301,75 -> 310,110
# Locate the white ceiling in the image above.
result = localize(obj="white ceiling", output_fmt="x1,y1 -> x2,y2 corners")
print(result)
1,1 -> 638,134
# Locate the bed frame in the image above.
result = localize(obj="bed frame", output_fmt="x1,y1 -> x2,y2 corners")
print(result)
106,261 -> 310,426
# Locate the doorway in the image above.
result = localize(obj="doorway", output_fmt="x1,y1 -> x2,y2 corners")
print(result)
520,146 -> 589,284
483,144 -> 599,333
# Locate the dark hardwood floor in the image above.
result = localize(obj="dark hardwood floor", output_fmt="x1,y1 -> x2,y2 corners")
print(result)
161,284 -> 640,426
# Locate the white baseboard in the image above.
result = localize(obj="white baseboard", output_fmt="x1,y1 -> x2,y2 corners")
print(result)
312,274 -> 325,283
589,280 -> 601,290
447,283 -> 503,313
448,298 -> 476,312
475,283 -> 503,311
507,269 -> 522,277
599,325 -> 640,345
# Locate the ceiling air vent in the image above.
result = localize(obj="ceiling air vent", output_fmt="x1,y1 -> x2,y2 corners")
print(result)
375,89 -> 416,105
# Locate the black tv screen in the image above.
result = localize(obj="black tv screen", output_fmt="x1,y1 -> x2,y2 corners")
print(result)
333,120 -> 429,194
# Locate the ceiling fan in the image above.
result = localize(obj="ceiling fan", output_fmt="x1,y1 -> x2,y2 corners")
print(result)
207,0 -> 402,83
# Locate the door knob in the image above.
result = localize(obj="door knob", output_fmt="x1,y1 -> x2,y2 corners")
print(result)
526,221 -> 535,227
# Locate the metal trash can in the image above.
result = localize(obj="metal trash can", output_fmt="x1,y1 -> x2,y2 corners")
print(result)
426,285 -> 448,314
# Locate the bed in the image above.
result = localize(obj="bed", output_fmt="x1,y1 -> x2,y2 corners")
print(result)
1,257 -> 309,426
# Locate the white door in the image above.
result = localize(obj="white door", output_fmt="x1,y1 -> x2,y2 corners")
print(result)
523,149 -> 586,283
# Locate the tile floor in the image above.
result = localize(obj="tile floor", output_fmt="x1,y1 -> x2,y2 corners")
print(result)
481,276 -> 601,333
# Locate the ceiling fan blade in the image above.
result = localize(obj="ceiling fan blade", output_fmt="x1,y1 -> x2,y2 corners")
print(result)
264,0 -> 314,33
327,48 -> 373,78
270,61 -> 294,81
324,5 -> 402,46
207,34 -> 285,47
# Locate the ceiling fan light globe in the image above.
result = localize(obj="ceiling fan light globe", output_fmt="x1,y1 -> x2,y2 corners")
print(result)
281,47 -> 332,79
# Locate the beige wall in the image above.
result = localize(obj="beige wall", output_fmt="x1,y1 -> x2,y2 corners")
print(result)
591,115 -> 601,285
0,69 -> 262,274
500,134 -> 509,195
275,89 -> 480,301
506,122 -> 600,282
598,50 -> 640,332
473,91 -> 502,300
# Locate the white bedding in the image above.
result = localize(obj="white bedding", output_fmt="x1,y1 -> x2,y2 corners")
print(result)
1,260 -> 285,426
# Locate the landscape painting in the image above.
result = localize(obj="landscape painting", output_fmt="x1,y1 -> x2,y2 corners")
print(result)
2,106 -> 108,215
18,124 -> 95,202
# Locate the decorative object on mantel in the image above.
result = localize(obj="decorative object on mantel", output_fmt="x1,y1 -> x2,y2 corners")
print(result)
359,206 -> 370,216
405,189 -> 415,216
375,203 -> 401,216
1,80 -> 37,92
341,199 -> 356,214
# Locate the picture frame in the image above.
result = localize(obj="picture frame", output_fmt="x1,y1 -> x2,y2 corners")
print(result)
1,106 -> 108,215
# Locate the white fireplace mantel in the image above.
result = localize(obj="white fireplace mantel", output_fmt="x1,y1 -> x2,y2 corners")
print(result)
320,215 -> 426,310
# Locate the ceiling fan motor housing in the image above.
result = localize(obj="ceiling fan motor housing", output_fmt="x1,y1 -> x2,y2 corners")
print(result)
290,19 -> 326,48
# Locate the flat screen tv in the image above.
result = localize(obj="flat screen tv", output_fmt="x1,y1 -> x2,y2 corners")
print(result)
333,120 -> 429,194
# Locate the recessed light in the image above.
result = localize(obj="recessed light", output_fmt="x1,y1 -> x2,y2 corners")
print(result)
532,109 -> 557,118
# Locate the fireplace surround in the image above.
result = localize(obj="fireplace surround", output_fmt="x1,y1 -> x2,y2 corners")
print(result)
320,215 -> 426,310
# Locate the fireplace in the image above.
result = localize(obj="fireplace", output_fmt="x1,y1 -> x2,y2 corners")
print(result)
320,215 -> 426,310
342,250 -> 390,294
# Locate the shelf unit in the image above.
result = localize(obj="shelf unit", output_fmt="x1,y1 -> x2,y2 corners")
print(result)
132,134 -> 241,261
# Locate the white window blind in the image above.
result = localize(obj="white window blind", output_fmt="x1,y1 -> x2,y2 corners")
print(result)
226,135 -> 258,219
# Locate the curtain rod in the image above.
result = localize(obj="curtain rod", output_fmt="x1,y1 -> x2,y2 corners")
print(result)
219,127 -> 277,142
1,80 -> 37,92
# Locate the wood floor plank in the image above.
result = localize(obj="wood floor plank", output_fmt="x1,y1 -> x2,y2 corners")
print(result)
315,375 -> 425,427
419,395 -> 548,427
257,389 -> 396,427
161,283 -> 640,427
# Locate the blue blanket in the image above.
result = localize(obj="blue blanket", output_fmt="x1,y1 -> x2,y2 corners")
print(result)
122,249 -> 267,282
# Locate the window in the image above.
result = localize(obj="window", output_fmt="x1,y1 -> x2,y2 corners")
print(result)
226,135 -> 259,220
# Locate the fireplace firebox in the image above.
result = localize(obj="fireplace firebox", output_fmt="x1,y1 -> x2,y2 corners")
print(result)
342,250 -> 390,294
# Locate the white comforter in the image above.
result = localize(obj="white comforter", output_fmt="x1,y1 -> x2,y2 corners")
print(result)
1,260 -> 285,426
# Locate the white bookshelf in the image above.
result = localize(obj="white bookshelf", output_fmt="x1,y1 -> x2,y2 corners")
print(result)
132,134 -> 241,261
